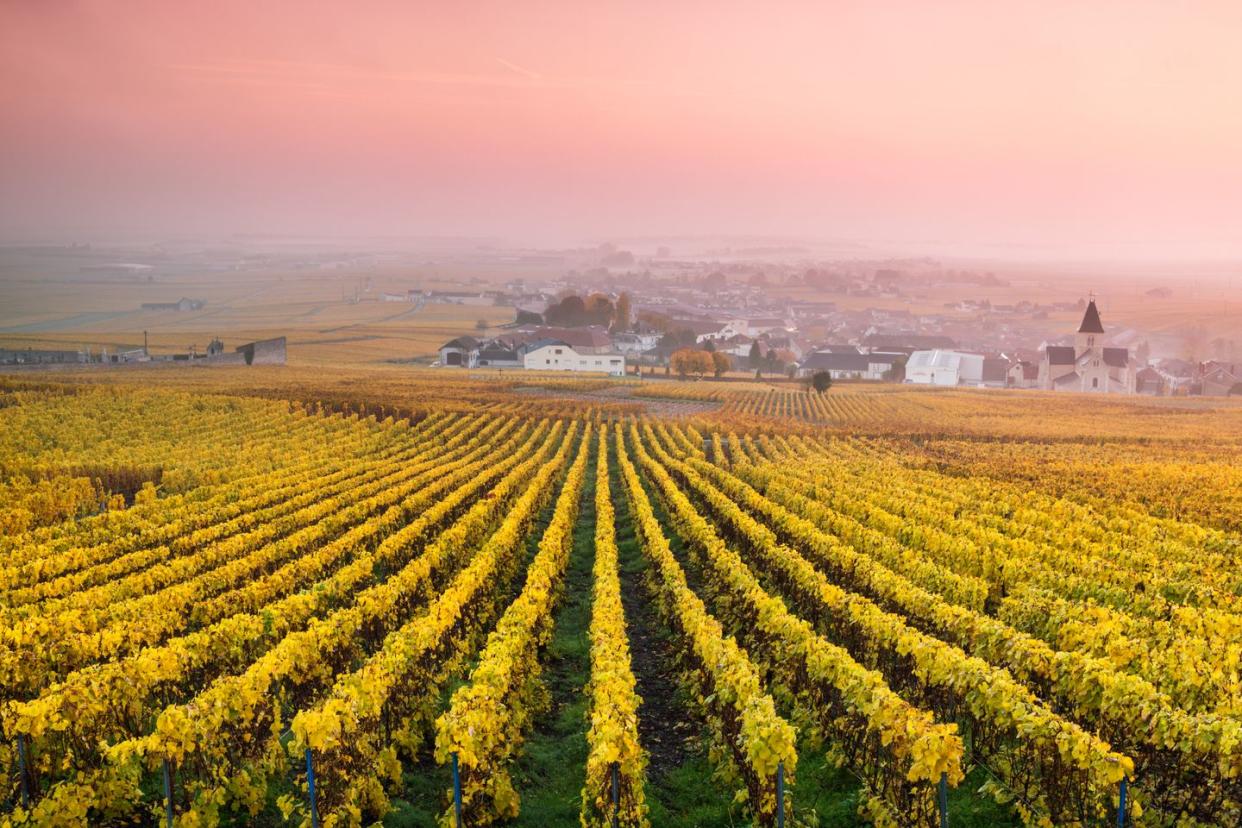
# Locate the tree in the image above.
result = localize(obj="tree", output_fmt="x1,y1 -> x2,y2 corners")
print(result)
810,371 -> 833,393
613,292 -> 632,333
638,310 -> 671,332
545,295 -> 587,327
671,348 -> 713,379
747,341 -> 762,369
658,329 -> 697,352
515,309 -> 542,326
585,293 -> 615,326
702,339 -> 716,352
711,351 -> 731,378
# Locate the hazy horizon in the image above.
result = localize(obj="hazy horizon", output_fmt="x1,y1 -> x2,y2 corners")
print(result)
3,2 -> 1242,262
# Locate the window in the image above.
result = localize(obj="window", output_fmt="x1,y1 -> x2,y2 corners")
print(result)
1092,377 -> 1099,389
554,348 -> 563,355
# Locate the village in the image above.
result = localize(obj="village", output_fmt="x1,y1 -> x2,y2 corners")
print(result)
1,240 -> 1236,395
426,254 -> 1240,396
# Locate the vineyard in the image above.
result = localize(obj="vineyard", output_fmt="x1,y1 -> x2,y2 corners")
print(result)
2,379 -> 1241,827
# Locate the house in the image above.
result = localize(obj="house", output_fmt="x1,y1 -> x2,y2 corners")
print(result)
611,332 -> 661,354
141,297 -> 204,312
1200,362 -> 1240,396
905,350 -> 984,386
439,336 -> 480,367
1007,360 -> 1039,389
1038,300 -> 1136,393
798,351 -> 902,381
1135,367 -> 1167,396
763,334 -> 805,361
745,317 -> 791,336
865,333 -> 956,351
476,342 -> 523,368
197,336 -> 287,366
980,357 -> 1010,388
535,327 -> 614,354
423,291 -> 495,306
691,319 -> 743,343
523,340 -> 626,376
717,334 -> 757,359
234,337 -> 287,366
0,348 -> 88,365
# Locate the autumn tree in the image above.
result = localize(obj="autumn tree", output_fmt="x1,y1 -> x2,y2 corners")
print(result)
613,292 -> 632,333
671,348 -> 713,379
711,351 -> 732,378
585,293 -> 615,326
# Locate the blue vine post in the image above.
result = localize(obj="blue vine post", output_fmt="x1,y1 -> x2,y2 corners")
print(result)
15,734 -> 30,809
452,751 -> 463,828
776,760 -> 786,828
610,761 -> 620,828
162,758 -> 174,827
938,772 -> 949,828
305,747 -> 320,828
1116,777 -> 1129,828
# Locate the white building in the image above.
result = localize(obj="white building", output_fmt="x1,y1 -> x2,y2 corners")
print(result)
611,332 -> 661,353
905,349 -> 984,386
524,340 -> 626,376
695,319 -> 748,343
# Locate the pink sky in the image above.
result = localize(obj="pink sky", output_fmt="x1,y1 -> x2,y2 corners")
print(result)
2,1 -> 1241,255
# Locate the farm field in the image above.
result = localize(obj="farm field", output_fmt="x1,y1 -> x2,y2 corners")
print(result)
1,378 -> 1241,827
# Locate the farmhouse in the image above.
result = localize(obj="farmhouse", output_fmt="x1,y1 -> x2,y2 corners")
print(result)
476,340 -> 523,368
523,340 -> 626,376
438,336 -> 480,368
798,350 -> 901,381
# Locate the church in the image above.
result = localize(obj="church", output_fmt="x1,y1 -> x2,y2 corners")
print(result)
1038,299 -> 1137,393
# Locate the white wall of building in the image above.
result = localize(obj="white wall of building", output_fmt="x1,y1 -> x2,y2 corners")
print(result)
905,350 -> 984,386
524,343 -> 626,376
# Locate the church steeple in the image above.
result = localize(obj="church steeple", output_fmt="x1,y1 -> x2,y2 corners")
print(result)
1078,298 -> 1105,334
1076,296 -> 1104,356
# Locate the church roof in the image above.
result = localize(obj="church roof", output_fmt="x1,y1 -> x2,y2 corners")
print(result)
1078,300 -> 1105,334
1053,371 -> 1080,386
1045,346 -> 1076,365
1103,347 -> 1129,368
